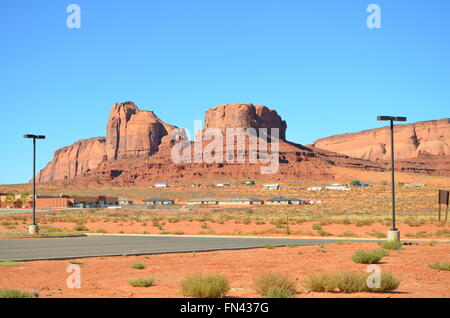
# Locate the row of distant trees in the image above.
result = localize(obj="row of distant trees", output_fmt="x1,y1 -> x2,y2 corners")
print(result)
3,193 -> 31,208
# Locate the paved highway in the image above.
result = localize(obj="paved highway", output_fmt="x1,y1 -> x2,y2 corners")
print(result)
0,235 -> 340,261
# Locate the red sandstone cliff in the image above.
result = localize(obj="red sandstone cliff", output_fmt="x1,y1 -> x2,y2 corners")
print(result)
37,102 -> 450,184
204,104 -> 287,140
313,119 -> 450,161
37,101 -> 175,182
37,137 -> 107,182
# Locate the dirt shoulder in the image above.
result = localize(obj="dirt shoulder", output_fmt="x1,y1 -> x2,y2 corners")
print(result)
0,242 -> 448,298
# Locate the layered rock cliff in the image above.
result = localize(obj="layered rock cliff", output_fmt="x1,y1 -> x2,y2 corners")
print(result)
106,101 -> 176,160
37,101 -> 175,182
313,119 -> 450,161
37,137 -> 107,182
204,104 -> 287,140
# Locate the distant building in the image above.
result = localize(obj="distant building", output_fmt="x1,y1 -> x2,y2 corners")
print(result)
266,197 -> 309,205
325,184 -> 350,191
154,182 -> 168,188
217,197 -> 263,205
118,198 -> 133,205
263,184 -> 280,190
307,186 -> 323,191
187,198 -> 218,205
73,196 -> 119,208
404,183 -> 425,188
143,198 -> 174,205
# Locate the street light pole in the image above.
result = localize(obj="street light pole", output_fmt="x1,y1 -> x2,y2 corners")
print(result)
377,116 -> 406,242
24,134 -> 45,234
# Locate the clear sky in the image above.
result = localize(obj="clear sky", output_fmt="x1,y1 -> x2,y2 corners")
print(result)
1,0 -> 449,184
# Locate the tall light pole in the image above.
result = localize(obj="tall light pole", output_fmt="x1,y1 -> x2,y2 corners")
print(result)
376,116 -> 407,242
23,134 -> 45,234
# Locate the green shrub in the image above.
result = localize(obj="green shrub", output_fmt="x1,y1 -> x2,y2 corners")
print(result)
263,245 -> 274,249
0,260 -> 22,267
0,289 -> 37,298
265,286 -> 295,298
339,231 -> 358,237
129,277 -> 156,287
303,271 -> 400,293
350,180 -> 361,186
130,262 -> 146,270
73,224 -> 89,231
317,229 -> 333,237
379,240 -> 402,250
428,262 -> 450,271
352,249 -> 388,264
312,224 -> 322,230
254,273 -> 296,297
181,274 -> 230,298
96,228 -> 107,233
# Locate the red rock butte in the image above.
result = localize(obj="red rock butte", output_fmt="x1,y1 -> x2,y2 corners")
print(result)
36,102 -> 450,184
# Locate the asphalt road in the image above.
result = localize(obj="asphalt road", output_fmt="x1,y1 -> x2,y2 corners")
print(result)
0,235 -> 340,261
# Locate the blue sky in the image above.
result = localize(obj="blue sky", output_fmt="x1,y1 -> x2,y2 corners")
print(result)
1,0 -> 449,184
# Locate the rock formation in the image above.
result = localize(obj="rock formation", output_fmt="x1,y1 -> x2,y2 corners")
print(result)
105,101 -> 176,160
36,102 -> 450,184
37,137 -> 107,182
313,119 -> 450,161
204,104 -> 287,140
37,101 -> 175,182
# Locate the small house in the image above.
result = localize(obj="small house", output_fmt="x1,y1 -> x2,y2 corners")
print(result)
154,182 -> 168,188
118,198 -> 133,205
217,197 -> 263,205
187,198 -> 218,205
143,198 -> 174,206
263,184 -> 280,190
266,197 -> 309,205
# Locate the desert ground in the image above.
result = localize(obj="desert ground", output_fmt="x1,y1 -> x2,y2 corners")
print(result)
1,169 -> 449,298
0,241 -> 449,298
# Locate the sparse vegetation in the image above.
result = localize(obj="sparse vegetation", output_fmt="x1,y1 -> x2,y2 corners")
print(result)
0,260 -> 22,267
379,240 -> 402,250
181,274 -> 230,298
129,277 -> 156,287
0,289 -> 38,298
254,273 -> 296,297
351,249 -> 388,264
130,262 -> 146,270
428,262 -> 450,271
303,271 -> 400,293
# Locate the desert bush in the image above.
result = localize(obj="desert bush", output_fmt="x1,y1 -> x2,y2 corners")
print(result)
312,224 -> 322,230
0,289 -> 38,298
73,224 -> 89,231
181,274 -> 230,298
350,180 -> 361,186
96,228 -> 107,233
130,262 -> 146,270
317,229 -> 333,237
339,231 -> 358,237
303,271 -> 400,293
254,273 -> 296,297
352,249 -> 388,264
379,240 -> 402,250
265,286 -> 295,298
0,260 -> 22,267
129,277 -> 156,287
435,229 -> 450,238
428,262 -> 450,271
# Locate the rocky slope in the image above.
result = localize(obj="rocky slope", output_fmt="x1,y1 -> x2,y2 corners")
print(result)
313,119 -> 450,161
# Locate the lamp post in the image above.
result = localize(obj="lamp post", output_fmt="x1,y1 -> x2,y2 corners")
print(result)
376,116 -> 407,242
23,134 -> 45,234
